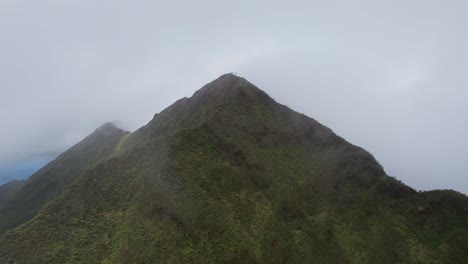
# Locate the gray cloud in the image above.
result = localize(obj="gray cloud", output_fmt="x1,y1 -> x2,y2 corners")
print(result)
0,0 -> 467,193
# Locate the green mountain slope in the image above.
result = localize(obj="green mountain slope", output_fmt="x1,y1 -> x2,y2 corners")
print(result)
0,123 -> 129,235
0,74 -> 466,263
0,180 -> 25,210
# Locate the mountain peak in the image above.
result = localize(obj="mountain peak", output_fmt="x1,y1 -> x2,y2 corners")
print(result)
126,74 -> 273,150
95,122 -> 117,131
94,122 -> 126,134
1,74 -> 467,263
192,73 -> 272,104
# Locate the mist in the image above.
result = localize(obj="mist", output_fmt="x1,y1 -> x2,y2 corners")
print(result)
0,0 -> 467,194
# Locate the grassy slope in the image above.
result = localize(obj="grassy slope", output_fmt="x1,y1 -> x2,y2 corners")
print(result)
0,124 -> 129,235
0,74 -> 466,263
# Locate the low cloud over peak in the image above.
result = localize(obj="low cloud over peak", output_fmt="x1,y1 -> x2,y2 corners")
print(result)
0,0 -> 467,194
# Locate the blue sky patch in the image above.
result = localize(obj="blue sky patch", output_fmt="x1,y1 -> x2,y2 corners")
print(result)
0,159 -> 50,185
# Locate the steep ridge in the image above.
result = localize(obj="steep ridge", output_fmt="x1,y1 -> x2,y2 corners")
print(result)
0,123 -> 129,234
0,74 -> 466,263
123,74 -> 272,150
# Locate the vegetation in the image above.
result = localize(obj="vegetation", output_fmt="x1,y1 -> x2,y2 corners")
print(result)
0,123 -> 129,235
0,74 -> 466,263
0,180 -> 24,210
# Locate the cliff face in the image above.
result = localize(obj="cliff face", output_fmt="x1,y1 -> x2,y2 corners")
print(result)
0,74 -> 466,264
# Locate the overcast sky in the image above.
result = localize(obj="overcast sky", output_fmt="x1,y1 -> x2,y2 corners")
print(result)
0,0 -> 467,194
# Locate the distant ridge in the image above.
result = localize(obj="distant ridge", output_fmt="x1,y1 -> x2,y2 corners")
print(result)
0,123 -> 129,234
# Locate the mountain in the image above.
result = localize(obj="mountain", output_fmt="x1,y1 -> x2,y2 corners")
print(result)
0,74 -> 466,263
0,123 -> 129,235
0,180 -> 25,210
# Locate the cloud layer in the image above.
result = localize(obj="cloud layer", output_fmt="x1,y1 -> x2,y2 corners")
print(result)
0,0 -> 467,193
